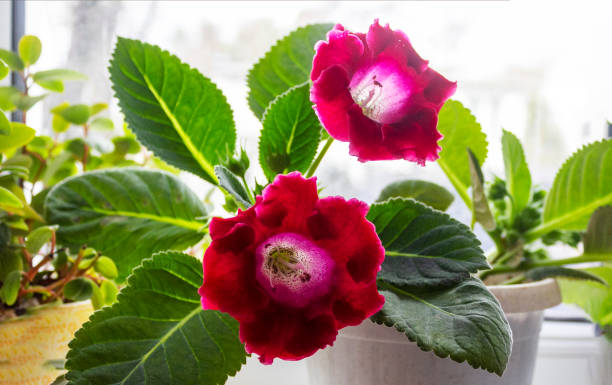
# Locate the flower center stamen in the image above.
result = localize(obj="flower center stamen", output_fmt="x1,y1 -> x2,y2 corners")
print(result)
264,246 -> 310,285
348,60 -> 413,124
255,233 -> 334,308
351,76 -> 384,119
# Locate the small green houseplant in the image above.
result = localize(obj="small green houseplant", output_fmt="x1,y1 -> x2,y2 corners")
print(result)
0,35 -> 165,384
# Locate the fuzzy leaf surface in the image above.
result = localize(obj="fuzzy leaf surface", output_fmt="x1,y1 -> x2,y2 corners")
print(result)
437,100 -> 488,208
530,140 -> 612,238
376,179 -> 454,211
45,168 -> 207,280
372,277 -> 511,375
65,251 -> 246,385
109,37 -> 236,184
259,83 -> 321,181
367,198 -> 488,289
247,24 -> 333,119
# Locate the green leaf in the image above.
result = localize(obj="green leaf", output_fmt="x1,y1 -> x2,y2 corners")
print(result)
0,270 -> 21,306
89,117 -> 114,131
0,186 -> 24,209
45,168 -> 208,280
64,277 -> 94,301
215,165 -> 252,209
36,79 -> 64,92
376,179 -> 454,211
372,277 -> 511,375
437,100 -> 488,209
26,225 -> 55,254
367,198 -> 488,289
0,61 -> 8,81
501,130 -> 531,213
0,112 -> 10,135
0,248 -> 23,282
525,266 -> 607,285
527,140 -> 612,240
558,266 -> 612,325
468,149 -> 496,231
52,113 -> 70,133
33,69 -> 87,82
94,256 -> 118,280
247,23 -> 333,120
100,279 -> 118,306
59,104 -> 91,125
0,49 -> 24,71
259,83 -> 321,180
584,205 -> 612,255
89,103 -> 108,116
18,35 -> 42,66
65,251 -> 246,385
109,37 -> 236,185
11,93 -> 47,112
0,86 -> 20,111
90,281 -> 105,310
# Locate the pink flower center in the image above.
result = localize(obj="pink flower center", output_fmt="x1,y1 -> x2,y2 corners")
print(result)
255,233 -> 334,308
349,59 -> 413,124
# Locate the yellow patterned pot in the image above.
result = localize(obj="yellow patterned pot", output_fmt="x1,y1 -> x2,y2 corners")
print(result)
0,301 -> 93,385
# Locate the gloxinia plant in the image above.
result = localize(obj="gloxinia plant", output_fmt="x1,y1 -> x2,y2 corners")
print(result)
39,21 -> 521,384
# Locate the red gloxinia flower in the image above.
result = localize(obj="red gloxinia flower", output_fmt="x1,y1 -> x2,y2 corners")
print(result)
199,172 -> 385,364
310,20 -> 457,164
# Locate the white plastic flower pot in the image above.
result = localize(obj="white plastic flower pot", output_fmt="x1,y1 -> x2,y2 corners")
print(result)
307,279 -> 561,385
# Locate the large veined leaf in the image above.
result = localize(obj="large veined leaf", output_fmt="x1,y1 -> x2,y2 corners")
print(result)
372,277 -> 511,375
376,179 -> 454,211
501,130 -> 531,213
45,168 -> 208,280
437,100 -> 488,209
527,140 -> 612,240
559,266 -> 612,326
584,205 -> 612,255
247,23 -> 333,120
109,37 -> 236,184
66,251 -> 246,385
367,198 -> 488,289
259,83 -> 322,181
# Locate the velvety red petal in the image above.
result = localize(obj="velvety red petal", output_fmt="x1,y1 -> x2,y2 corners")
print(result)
422,68 -> 458,109
240,306 -> 337,364
382,108 -> 442,164
346,105 -> 394,161
311,24 -> 365,81
366,19 -> 427,72
256,172 -> 318,232
311,65 -> 355,141
331,280 -> 385,328
199,223 -> 268,321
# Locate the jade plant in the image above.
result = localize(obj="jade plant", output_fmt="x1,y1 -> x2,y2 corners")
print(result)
0,35 -> 164,318
31,21 -> 520,384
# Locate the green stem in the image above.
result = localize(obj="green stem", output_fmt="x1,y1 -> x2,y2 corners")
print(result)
305,137 -> 334,178
241,175 -> 255,204
484,253 -> 611,276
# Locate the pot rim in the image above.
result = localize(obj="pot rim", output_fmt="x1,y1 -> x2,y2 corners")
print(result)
487,278 -> 561,314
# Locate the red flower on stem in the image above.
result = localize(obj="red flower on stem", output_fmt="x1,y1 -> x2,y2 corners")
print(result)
310,20 -> 456,164
199,172 -> 385,363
